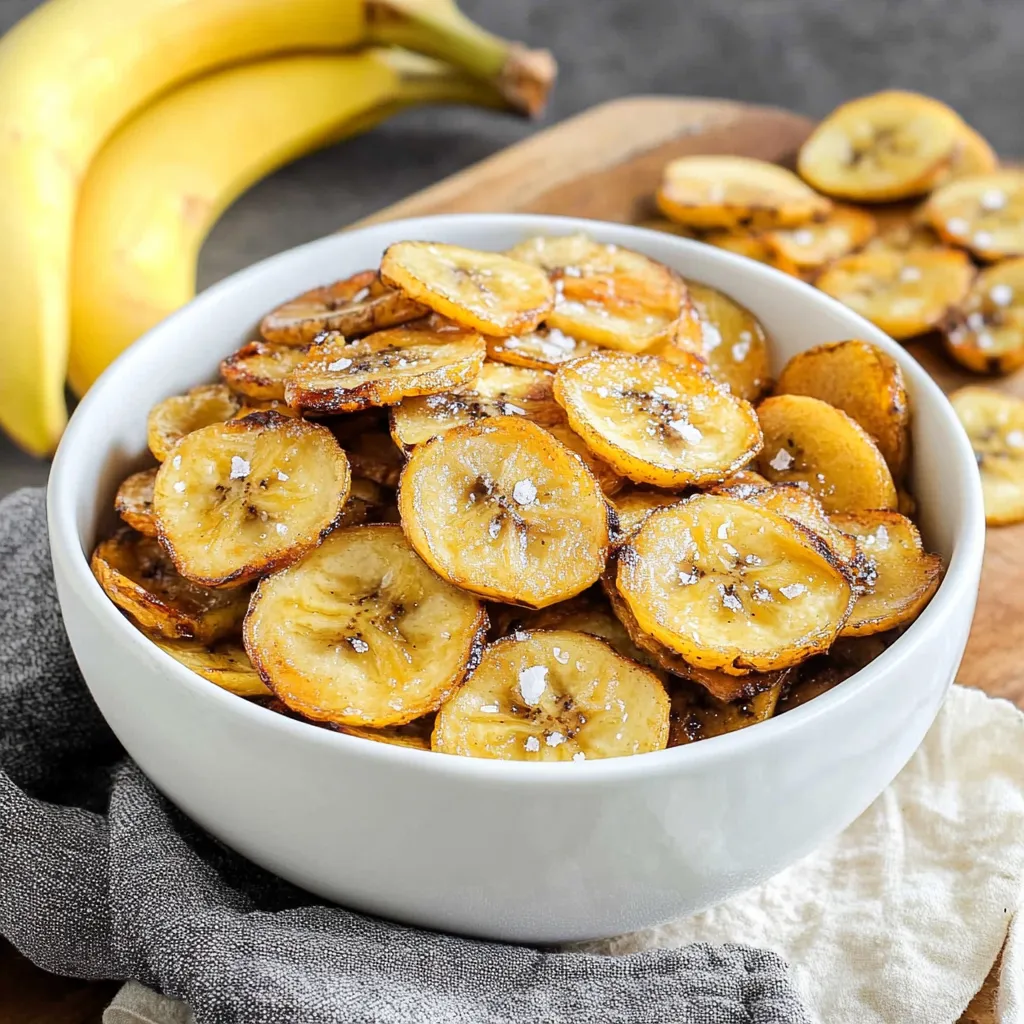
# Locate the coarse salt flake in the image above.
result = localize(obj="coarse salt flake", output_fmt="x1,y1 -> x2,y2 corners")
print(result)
946,217 -> 970,236
990,284 -> 1014,307
669,419 -> 703,443
899,266 -> 922,283
678,570 -> 699,585
572,751 -> 586,763
980,189 -> 1007,211
513,479 -> 537,505
1006,430 -> 1024,448
276,470 -> 290,482
791,229 -> 815,246
518,665 -> 548,705
524,736 -> 541,753
349,637 -> 369,653
229,456 -> 250,480
779,582 -> 806,599
479,703 -> 499,713
275,522 -> 288,535
973,231 -> 994,249
173,481 -> 186,493
546,731 -> 566,747
553,647 -> 569,665
171,455 -> 181,470
769,448 -> 794,471
327,357 -> 353,372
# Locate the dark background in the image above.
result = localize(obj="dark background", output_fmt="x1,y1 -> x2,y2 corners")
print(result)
3,0 -> 1023,493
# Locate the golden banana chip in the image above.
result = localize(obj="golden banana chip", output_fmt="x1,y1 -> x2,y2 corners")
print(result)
220,341 -> 308,401
260,270 -> 426,346
945,258 -> 1024,374
763,204 -> 877,272
114,467 -> 158,537
285,323 -> 485,415
153,411 -> 351,587
756,394 -> 897,514
815,248 -> 973,340
797,90 -> 964,201
507,233 -> 689,352
398,416 -> 612,609
337,716 -> 436,751
379,241 -> 554,337
150,636 -> 269,698
668,679 -> 784,746
656,156 -> 831,230
245,525 -> 487,727
612,489 -> 685,540
431,629 -> 670,761
553,351 -> 762,489
863,219 -> 945,255
950,386 -> 1024,525
542,422 -> 625,497
91,530 -> 249,643
146,383 -> 241,462
484,327 -> 598,371
616,494 -> 854,674
700,230 -> 803,277
774,339 -> 910,477
925,170 -> 1024,261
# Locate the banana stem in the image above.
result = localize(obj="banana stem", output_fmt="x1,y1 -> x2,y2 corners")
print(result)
366,0 -> 555,117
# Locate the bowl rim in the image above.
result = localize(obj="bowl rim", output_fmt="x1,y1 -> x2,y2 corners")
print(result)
48,211 -> 986,784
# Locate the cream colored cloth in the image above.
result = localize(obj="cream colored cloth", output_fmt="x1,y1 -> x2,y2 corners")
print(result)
106,684 -> 1024,1024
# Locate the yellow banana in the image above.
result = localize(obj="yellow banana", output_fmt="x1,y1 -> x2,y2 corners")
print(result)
68,49 -> 508,393
0,0 -> 553,455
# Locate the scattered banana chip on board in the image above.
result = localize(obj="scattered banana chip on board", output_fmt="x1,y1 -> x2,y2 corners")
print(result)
656,156 -> 831,230
91,530 -> 249,643
260,270 -> 426,346
552,351 -> 763,489
220,341 -> 308,400
702,229 -> 803,277
945,257 -> 1024,374
151,636 -> 269,698
399,416 -> 612,608
114,467 -> 159,537
146,383 -> 241,462
831,510 -> 943,636
153,411 -> 351,587
379,241 -> 554,337
925,170 -> 1024,261
431,629 -> 670,761
950,386 -> 1024,525
245,525 -> 487,727
762,205 -> 877,272
863,219 -> 945,255
797,90 -> 965,202
616,495 -> 854,675
285,323 -> 485,414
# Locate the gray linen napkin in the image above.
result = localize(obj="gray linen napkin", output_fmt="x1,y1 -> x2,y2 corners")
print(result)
0,487 -> 810,1024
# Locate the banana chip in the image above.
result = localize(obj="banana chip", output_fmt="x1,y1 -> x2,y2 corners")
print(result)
863,220 -> 945,255
337,716 -> 435,751
543,422 -> 625,497
389,363 -> 560,450
950,386 -> 1024,525
147,383 -> 241,462
151,636 -> 269,697
260,270 -> 427,346
774,340 -> 910,477
379,241 -> 554,337
398,416 -> 612,608
757,394 -> 897,514
553,351 -> 762,489
245,525 -> 487,727
797,90 -> 964,201
153,411 -> 351,587
816,249 -> 974,340
431,629 -> 670,761
484,327 -> 598,371
669,679 -> 784,746
763,205 -> 877,272
507,233 -> 689,353
114,467 -> 158,537
945,258 -> 1024,374
656,156 -> 831,230
220,341 -> 308,401
329,412 -> 405,488
91,530 -> 249,643
616,495 -> 854,675
338,476 -> 387,528
612,489 -> 684,540
832,510 -> 943,636
702,231 -> 803,277
285,323 -> 485,415
925,170 -> 1024,261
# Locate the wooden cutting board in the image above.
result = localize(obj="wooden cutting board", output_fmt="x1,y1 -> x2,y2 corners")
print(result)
3,96 -> 1007,1024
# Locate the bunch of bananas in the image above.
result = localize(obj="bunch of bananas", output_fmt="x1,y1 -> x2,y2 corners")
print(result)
0,0 -> 555,456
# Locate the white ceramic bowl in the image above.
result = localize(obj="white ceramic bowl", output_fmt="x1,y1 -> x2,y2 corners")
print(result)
48,214 -> 985,944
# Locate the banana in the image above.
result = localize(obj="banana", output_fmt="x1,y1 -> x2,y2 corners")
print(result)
2,0 -> 553,455
431,629 -> 670,761
114,468 -> 158,537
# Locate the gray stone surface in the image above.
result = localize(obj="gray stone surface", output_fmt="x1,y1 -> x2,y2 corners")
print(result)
3,0 -> 1023,491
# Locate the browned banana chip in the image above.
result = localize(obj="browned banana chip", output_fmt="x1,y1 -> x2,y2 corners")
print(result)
329,411 -> 405,488
389,363 -> 560,450
399,416 -> 612,609
832,510 -> 943,636
259,270 -> 426,346
114,467 -> 158,537
714,469 -> 771,491
945,258 -> 1024,374
146,383 -> 241,462
337,477 -> 387,528
774,339 -> 910,478
553,351 -> 762,489
485,327 -> 599,371
669,678 -> 784,746
702,231 -> 804,277
153,411 -> 351,588
612,489 -> 685,540
431,629 -> 670,761
285,323 -> 485,415
816,249 -> 974,340
656,156 -> 831,230
797,91 -> 964,202
232,399 -> 301,420
756,394 -> 897,514
379,242 -> 554,337
763,205 -> 877,272
150,636 -> 269,698
220,341 -> 308,400
507,233 -> 688,352
617,494 -> 854,675
336,716 -> 436,751
925,171 -> 1024,261
245,525 -> 486,728
91,530 -> 249,643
